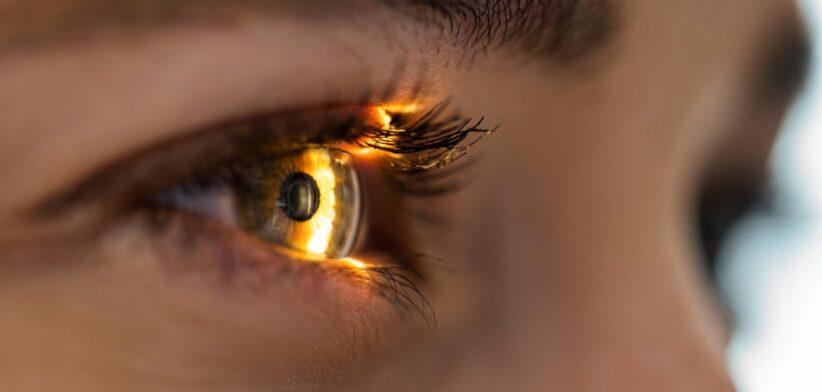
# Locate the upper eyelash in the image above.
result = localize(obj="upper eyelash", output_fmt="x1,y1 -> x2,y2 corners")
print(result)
31,99 -> 494,230
358,101 -> 493,162
183,101 -> 495,201
166,101 -> 498,233
19,85 -> 493,326
354,101 -> 497,197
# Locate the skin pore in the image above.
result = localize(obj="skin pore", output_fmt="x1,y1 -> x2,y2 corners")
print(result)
0,0 -> 809,391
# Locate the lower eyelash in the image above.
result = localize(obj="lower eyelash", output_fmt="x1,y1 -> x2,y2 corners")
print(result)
367,264 -> 437,330
28,98 -> 490,325
136,205 -> 436,323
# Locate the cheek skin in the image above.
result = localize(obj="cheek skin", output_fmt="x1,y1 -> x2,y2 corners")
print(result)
0,213 -> 423,391
405,115 -> 734,391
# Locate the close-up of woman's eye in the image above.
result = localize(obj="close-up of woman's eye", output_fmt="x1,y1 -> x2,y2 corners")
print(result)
160,146 -> 363,260
143,103 -> 486,267
2,0 -> 822,391
231,147 -> 362,259
34,100 -> 489,319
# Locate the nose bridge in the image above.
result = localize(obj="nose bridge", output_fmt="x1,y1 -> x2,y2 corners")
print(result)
452,116 -> 735,390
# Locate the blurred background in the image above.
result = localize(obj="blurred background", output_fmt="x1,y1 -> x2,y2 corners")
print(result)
721,0 -> 822,390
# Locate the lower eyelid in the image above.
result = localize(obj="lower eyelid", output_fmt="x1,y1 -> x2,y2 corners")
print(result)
32,209 -> 420,377
130,207 -> 399,313
140,207 -> 437,330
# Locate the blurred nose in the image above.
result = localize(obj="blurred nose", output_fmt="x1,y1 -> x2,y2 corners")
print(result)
455,109 -> 737,391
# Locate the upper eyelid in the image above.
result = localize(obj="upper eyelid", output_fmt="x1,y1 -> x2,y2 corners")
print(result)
31,96 -> 491,222
30,104 -> 376,219
0,15 -> 429,221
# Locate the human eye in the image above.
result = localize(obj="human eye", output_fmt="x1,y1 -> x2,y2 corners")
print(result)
163,146 -> 362,260
36,98 -> 491,323
139,102 -> 479,268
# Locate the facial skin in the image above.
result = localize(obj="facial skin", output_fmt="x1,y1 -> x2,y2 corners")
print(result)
0,0 -> 809,391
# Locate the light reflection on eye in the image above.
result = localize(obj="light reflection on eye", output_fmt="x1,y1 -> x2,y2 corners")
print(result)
353,102 -> 421,155
375,103 -> 419,130
253,103 -> 420,262
341,257 -> 369,269
236,147 -> 362,260
158,102 -> 434,266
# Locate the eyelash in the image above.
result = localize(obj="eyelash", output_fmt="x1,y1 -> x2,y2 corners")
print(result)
159,101 -> 494,221
167,102 -> 487,317
32,99 -> 491,324
356,101 -> 495,197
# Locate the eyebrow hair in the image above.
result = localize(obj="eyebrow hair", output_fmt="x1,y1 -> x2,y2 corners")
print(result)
0,0 -> 617,63
390,0 -> 617,61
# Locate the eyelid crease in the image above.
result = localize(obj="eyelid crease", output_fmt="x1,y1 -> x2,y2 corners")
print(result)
30,104 -> 366,219
17,99 -> 489,327
28,99 -> 490,289
31,99 -> 490,220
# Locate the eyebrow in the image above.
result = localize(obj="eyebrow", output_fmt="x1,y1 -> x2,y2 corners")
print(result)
391,0 -> 617,61
0,0 -> 617,63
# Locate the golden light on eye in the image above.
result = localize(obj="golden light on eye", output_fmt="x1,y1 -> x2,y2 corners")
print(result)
236,104 -> 422,260
292,150 -> 338,256
377,108 -> 393,131
374,102 -> 419,130
340,257 -> 369,270
353,102 -> 421,156
351,146 -> 378,157
238,148 -> 361,260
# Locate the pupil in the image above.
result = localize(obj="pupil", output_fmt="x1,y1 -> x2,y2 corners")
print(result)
279,172 -> 320,222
